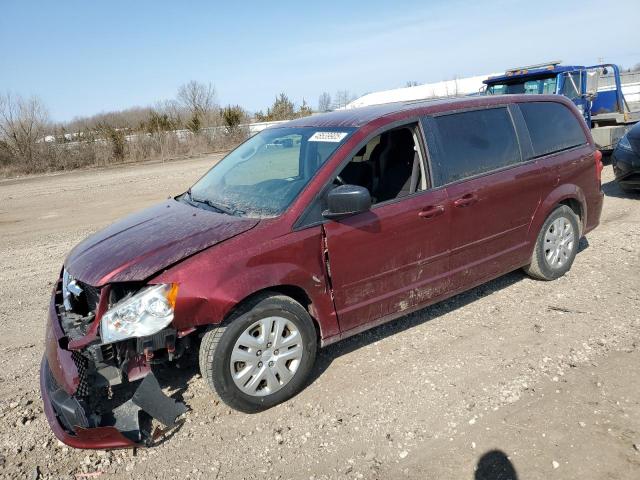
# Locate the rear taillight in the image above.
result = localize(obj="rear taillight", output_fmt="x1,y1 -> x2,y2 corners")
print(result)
594,150 -> 603,185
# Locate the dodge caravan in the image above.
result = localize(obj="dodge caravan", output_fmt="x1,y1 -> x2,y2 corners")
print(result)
41,95 -> 604,448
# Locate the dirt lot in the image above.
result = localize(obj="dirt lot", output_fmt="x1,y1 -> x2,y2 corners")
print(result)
0,157 -> 639,480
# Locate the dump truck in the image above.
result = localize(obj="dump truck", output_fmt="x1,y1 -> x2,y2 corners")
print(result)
483,61 -> 640,152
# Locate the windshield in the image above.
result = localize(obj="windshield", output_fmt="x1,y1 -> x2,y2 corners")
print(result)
486,76 -> 558,95
186,127 -> 354,218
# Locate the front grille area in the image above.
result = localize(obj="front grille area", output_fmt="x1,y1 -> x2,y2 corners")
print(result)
72,351 -> 91,397
44,361 -> 90,432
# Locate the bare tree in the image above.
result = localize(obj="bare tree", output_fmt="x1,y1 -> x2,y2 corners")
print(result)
177,81 -> 218,130
333,90 -> 357,109
158,99 -> 183,127
405,81 -> 420,87
66,106 -> 156,136
0,92 -> 50,166
318,92 -> 332,112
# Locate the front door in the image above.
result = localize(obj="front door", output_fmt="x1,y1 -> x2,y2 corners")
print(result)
323,124 -> 452,335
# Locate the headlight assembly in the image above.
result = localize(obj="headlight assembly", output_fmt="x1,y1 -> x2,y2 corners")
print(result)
100,284 -> 178,344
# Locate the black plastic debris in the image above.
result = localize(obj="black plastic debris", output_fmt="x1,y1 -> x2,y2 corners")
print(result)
112,400 -> 144,442
132,373 -> 187,428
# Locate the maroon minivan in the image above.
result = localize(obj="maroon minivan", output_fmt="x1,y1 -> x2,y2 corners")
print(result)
41,95 -> 604,448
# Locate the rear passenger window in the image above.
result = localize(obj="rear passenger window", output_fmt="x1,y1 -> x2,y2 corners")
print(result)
431,107 -> 521,185
519,102 -> 587,157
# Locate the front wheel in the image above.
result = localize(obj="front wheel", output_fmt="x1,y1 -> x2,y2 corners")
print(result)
199,293 -> 317,412
524,205 -> 580,281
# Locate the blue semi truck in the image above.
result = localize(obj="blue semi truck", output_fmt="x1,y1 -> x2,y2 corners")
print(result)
483,61 -> 640,152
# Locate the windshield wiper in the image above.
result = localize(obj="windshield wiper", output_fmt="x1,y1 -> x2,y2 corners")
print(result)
185,190 -> 242,216
194,197 -> 236,215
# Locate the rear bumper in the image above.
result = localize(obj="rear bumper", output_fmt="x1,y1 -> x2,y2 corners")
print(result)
583,189 -> 604,236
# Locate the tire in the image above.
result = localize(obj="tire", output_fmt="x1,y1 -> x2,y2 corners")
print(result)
199,293 -> 317,413
523,205 -> 580,281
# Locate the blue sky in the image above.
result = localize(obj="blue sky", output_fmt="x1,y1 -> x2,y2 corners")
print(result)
1,0 -> 638,122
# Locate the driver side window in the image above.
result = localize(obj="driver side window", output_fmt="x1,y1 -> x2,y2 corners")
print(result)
335,125 -> 424,204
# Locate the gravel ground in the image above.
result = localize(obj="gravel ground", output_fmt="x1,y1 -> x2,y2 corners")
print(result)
0,157 -> 639,480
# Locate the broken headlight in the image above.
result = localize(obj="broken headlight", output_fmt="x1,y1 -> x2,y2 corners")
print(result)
62,268 -> 83,311
100,284 -> 178,344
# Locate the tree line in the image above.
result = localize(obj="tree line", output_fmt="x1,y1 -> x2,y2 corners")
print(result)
0,82 -> 357,177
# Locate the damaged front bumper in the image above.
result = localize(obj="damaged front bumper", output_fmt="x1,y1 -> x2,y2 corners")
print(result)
40,358 -> 137,449
40,286 -> 187,449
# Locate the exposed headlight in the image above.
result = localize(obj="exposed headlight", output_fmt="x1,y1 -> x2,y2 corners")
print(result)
61,268 -> 85,311
618,134 -> 633,152
100,284 -> 178,344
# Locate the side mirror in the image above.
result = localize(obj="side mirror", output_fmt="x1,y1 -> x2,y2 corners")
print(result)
585,69 -> 600,98
322,185 -> 371,220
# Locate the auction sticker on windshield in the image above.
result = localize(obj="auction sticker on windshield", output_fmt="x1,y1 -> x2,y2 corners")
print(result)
309,131 -> 349,142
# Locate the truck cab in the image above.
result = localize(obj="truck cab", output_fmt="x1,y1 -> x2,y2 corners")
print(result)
484,61 -> 640,152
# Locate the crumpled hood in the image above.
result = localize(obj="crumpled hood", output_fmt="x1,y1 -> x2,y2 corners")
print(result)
65,200 -> 258,286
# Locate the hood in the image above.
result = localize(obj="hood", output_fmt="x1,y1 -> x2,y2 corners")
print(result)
65,200 -> 258,286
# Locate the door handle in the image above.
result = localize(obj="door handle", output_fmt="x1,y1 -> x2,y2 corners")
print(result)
453,193 -> 478,208
418,205 -> 445,219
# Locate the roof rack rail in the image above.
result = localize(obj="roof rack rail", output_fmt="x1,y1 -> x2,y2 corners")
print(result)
505,60 -> 562,74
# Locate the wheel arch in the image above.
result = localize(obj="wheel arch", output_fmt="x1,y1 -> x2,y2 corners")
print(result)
219,284 -> 323,344
529,184 -> 587,242
558,197 -> 584,235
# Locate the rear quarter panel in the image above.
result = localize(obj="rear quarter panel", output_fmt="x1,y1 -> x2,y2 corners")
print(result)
527,144 -> 602,242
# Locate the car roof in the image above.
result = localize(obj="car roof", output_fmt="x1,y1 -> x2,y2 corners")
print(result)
279,94 -> 570,129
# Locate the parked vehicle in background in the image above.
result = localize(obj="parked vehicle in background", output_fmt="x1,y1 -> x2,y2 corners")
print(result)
483,61 -> 640,152
41,94 -> 604,449
612,121 -> 640,191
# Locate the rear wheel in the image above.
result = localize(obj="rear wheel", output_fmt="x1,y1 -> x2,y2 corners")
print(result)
524,205 -> 580,281
199,293 -> 317,412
